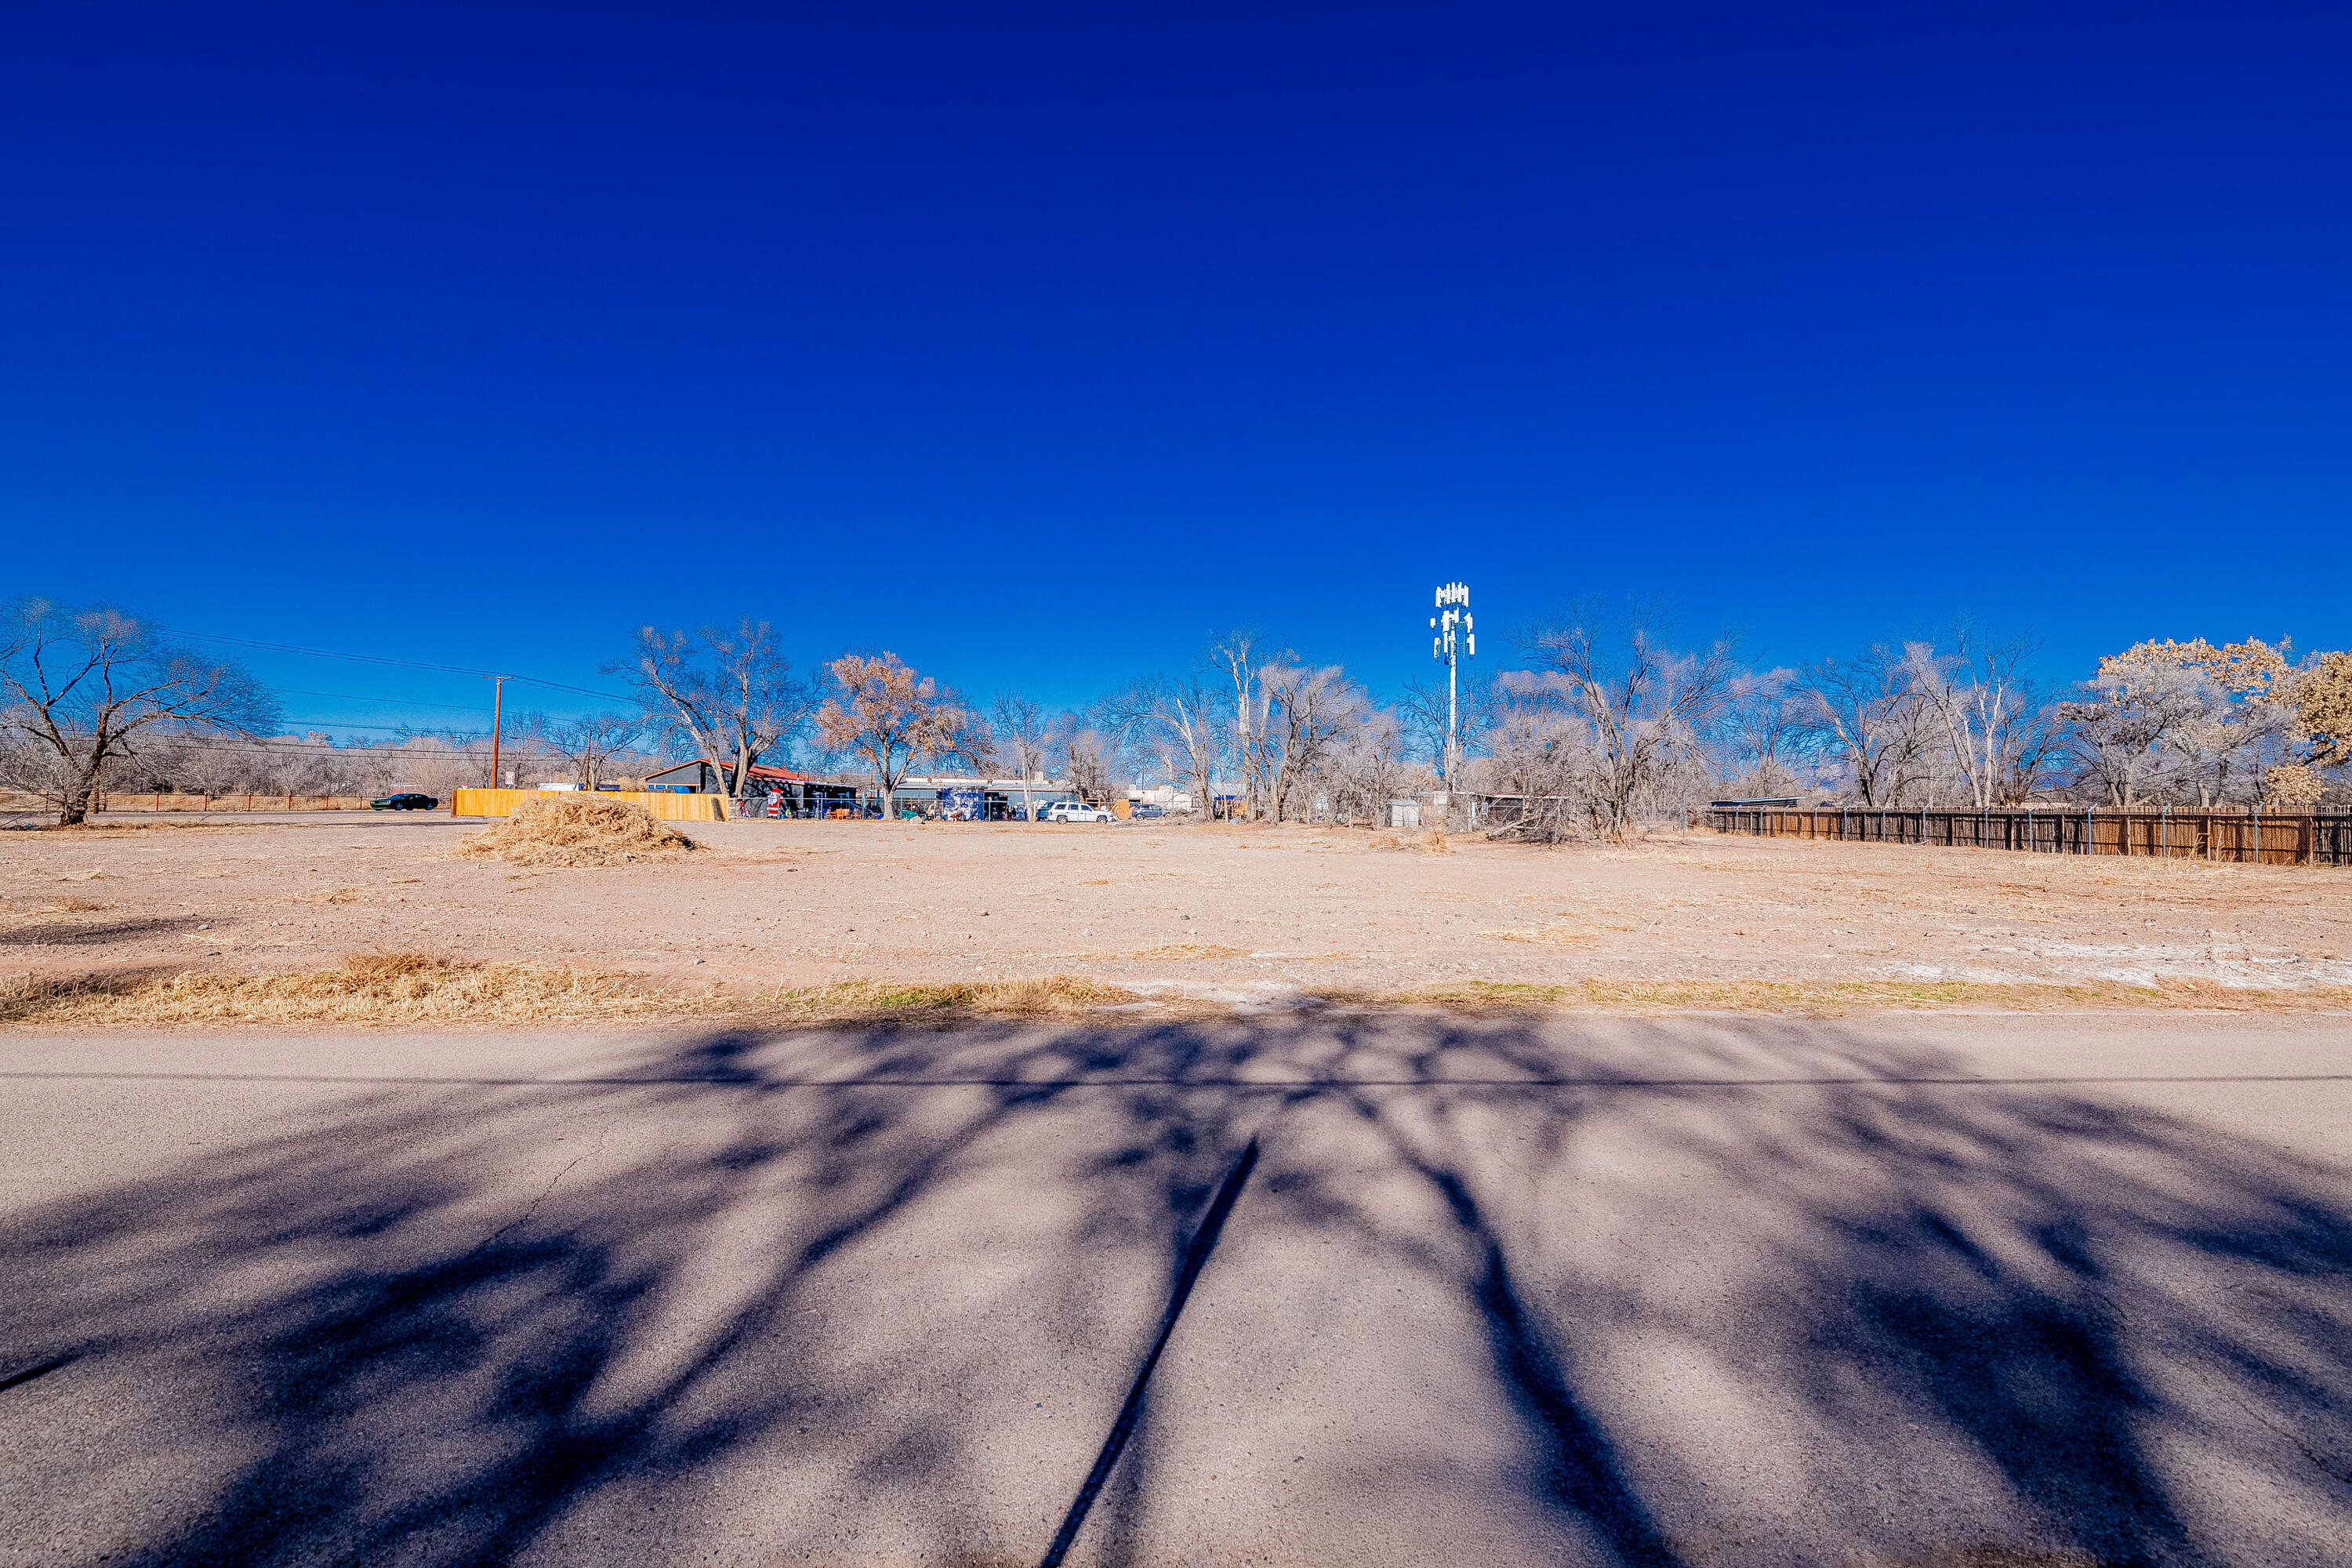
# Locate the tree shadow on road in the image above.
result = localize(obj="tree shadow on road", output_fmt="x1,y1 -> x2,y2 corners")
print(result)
0,1017 -> 2346,1565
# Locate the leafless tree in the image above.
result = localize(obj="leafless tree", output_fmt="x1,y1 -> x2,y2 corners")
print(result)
1906,622 -> 2055,808
1206,627 -> 1267,818
1057,722 -> 1120,808
2060,651 -> 2209,807
0,598 -> 278,825
1802,644 -> 1931,808
1319,707 -> 1427,826
1121,672 -> 1222,818
1714,666 -> 1807,798
1511,603 -> 1737,840
2053,637 -> 2312,808
1259,662 -> 1367,822
986,691 -> 1062,822
1399,673 -> 1494,779
532,713 -> 645,790
608,619 -> 815,804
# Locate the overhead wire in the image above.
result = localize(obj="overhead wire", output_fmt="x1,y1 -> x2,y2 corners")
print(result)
166,628 -> 639,705
274,688 -> 496,712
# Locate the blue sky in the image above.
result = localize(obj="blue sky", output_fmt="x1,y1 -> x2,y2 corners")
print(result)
4,4 -> 2347,738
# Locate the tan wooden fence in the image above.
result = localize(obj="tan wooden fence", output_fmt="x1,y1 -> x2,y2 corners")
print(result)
450,788 -> 729,822
1707,805 -> 2352,867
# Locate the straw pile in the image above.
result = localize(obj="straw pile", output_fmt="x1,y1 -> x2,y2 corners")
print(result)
455,794 -> 700,867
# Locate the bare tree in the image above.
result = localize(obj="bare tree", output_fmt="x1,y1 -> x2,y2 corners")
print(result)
1399,673 -> 1494,778
536,713 -> 646,791
1714,666 -> 1806,797
1802,644 -> 1930,808
1260,662 -> 1368,822
1907,622 -> 2052,808
2059,646 -> 2212,807
1057,721 -> 1120,808
608,619 -> 814,804
1206,627 -> 1267,818
1512,603 -> 1737,840
986,691 -> 1062,822
2057,637 -> 2303,807
814,652 -> 967,819
1321,706 -> 1425,826
1143,672 -> 1232,822
0,598 -> 278,825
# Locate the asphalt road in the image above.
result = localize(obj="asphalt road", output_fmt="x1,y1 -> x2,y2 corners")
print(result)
2,1013 -> 2347,1566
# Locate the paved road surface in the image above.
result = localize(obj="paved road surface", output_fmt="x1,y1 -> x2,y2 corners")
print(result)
2,1013 -> 2347,1566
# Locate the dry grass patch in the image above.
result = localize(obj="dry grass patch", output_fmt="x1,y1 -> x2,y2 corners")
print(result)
1120,942 -> 1247,960
292,886 -> 365,905
763,974 -> 1138,1019
1480,925 -> 1599,947
0,952 -> 715,1026
1392,977 -> 2352,1017
454,795 -> 699,867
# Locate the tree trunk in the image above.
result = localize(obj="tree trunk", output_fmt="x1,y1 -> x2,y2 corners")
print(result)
58,765 -> 102,826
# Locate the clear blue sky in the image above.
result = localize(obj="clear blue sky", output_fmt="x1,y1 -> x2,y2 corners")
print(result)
4,4 -> 2346,737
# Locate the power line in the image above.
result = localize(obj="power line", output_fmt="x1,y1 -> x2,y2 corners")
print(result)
278,717 -> 474,734
167,628 -> 639,705
276,688 -> 495,712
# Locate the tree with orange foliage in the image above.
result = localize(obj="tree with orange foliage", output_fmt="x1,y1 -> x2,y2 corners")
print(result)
814,653 -> 971,819
2295,650 -> 2352,771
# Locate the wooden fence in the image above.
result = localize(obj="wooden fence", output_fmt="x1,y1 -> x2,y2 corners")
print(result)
450,789 -> 730,822
1706,805 -> 2352,867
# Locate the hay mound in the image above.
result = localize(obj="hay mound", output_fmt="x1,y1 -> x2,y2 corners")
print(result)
456,794 -> 699,867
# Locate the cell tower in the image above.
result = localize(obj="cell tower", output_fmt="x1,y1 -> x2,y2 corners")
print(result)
1431,581 -> 1473,782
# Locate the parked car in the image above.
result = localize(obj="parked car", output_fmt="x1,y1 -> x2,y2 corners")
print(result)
1044,800 -> 1116,823
369,793 -> 439,811
1131,804 -> 1164,819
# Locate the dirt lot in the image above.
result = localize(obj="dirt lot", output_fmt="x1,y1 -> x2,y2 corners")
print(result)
5,811 -> 2349,1015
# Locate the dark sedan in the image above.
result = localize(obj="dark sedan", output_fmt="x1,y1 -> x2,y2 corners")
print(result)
368,793 -> 440,811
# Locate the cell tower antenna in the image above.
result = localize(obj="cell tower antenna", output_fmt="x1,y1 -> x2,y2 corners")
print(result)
1430,581 -> 1472,783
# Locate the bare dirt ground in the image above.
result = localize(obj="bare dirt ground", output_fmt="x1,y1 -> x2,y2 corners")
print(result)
5,812 -> 2348,1015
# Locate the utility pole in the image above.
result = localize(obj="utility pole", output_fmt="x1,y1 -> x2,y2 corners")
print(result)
1430,582 -> 1474,783
488,674 -> 509,789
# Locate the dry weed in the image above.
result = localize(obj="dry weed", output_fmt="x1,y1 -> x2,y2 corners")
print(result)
763,974 -> 1138,1018
1120,942 -> 1248,960
454,795 -> 699,867
292,887 -> 365,905
1393,976 -> 2352,1017
1479,925 -> 1598,947
0,952 -> 716,1027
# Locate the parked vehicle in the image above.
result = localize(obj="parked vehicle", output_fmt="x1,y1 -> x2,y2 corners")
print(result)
1044,800 -> 1115,823
369,793 -> 439,811
1131,804 -> 1164,819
